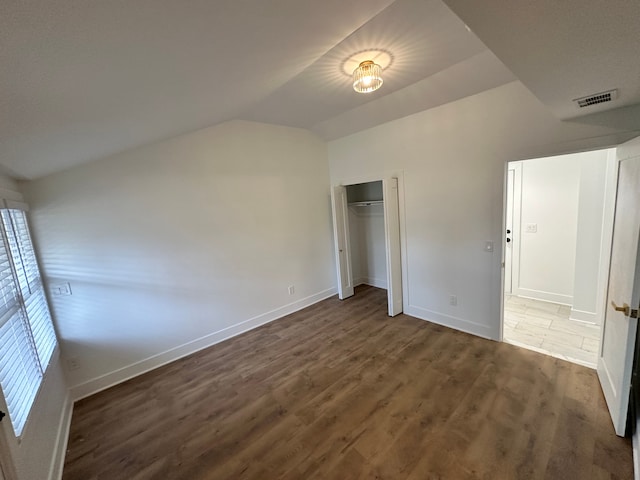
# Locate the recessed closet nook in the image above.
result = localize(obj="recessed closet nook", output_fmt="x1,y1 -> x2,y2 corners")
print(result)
346,181 -> 387,290
331,176 -> 402,316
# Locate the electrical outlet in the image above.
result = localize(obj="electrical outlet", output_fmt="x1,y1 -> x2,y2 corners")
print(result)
288,285 -> 295,295
526,223 -> 538,233
449,295 -> 458,306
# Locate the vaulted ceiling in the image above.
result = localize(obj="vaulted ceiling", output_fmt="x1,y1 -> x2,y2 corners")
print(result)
1,0 -> 638,179
444,0 -> 640,121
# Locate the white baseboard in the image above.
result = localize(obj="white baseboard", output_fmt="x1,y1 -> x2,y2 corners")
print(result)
354,276 -> 387,289
404,304 -> 497,341
49,392 -> 73,480
70,287 -> 337,401
516,288 -> 572,306
365,276 -> 387,289
569,308 -> 598,324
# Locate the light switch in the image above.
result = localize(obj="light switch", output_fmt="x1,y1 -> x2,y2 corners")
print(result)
51,282 -> 72,296
526,223 -> 538,233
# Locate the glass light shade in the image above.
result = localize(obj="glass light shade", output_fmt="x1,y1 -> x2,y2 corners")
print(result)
352,60 -> 383,93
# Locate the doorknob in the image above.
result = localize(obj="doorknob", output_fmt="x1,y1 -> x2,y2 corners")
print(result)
611,301 -> 630,316
611,302 -> 640,318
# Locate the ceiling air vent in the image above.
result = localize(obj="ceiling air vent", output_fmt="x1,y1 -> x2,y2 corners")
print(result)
573,89 -> 617,108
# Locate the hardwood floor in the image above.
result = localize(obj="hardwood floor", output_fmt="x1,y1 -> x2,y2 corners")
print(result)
63,286 -> 633,479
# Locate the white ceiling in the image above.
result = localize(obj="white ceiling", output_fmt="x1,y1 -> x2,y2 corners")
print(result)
242,0 -> 494,130
2,0 -> 638,179
443,0 -> 640,120
0,0 -> 514,179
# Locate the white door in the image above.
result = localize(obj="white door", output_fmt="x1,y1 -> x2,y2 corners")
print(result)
597,136 -> 640,436
383,178 -> 402,316
331,185 -> 354,299
504,169 -> 515,294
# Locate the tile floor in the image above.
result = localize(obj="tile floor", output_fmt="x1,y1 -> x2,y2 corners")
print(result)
503,295 -> 600,368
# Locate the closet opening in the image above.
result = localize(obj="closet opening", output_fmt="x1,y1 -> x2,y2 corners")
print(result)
331,177 -> 403,317
347,181 -> 386,290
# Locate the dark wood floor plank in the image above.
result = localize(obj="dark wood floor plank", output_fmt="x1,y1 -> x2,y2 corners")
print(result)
63,286 -> 633,479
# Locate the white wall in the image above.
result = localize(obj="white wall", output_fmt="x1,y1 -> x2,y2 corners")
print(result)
328,81 -> 629,340
517,155 -> 581,304
347,207 -> 362,286
511,149 -> 612,315
571,149 -> 615,323
21,120 -> 336,399
0,176 -> 71,480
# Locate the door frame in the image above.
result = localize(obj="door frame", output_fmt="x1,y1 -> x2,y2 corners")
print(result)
500,149 -> 617,342
503,162 -> 523,299
504,168 -> 514,295
500,161 -> 522,341
332,171 -> 408,315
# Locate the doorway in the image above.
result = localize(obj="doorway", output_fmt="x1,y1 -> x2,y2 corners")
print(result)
346,181 -> 387,289
331,176 -> 403,316
502,149 -> 617,368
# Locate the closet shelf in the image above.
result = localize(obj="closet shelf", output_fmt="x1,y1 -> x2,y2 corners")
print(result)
348,200 -> 383,207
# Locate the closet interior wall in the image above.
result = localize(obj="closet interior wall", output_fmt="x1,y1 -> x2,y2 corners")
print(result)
346,181 -> 387,290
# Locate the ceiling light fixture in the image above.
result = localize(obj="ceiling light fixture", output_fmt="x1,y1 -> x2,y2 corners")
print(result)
352,60 -> 383,94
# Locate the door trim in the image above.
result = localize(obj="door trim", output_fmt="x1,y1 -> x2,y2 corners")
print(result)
501,161 -> 522,341
333,171 -> 407,314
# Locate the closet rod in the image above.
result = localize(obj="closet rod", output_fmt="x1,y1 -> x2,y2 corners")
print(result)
348,200 -> 384,207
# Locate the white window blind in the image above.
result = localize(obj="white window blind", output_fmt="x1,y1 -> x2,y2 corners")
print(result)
0,208 -> 57,436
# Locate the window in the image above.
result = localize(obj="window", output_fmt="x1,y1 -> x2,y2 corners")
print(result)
0,208 -> 57,436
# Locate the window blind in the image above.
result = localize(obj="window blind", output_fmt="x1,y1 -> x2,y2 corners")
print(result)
0,208 -> 57,436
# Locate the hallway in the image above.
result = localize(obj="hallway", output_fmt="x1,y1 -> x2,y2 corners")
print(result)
504,295 -> 600,368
